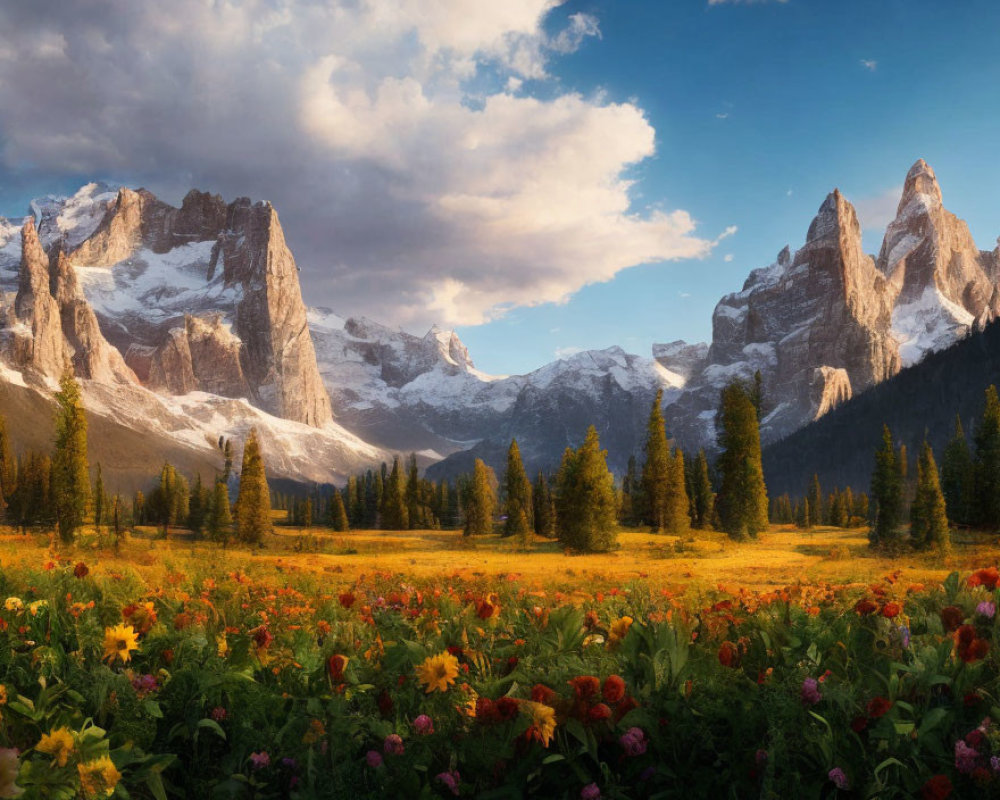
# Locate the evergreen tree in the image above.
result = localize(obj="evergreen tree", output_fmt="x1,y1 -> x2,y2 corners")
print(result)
640,390 -> 675,532
532,471 -> 556,538
328,489 -> 349,531
133,490 -> 145,527
502,439 -> 533,540
843,487 -> 856,526
222,439 -> 234,482
207,480 -> 233,544
0,414 -> 15,505
111,494 -> 127,553
346,475 -> 362,526
188,473 -> 211,536
234,428 -> 272,544
715,382 -> 769,540
381,456 -> 409,530
619,455 -> 638,526
807,475 -> 823,529
52,374 -> 90,543
688,449 -> 715,529
911,440 -> 950,553
93,463 -> 105,529
666,448 -> 689,532
870,425 -> 904,548
942,415 -> 974,526
795,498 -> 811,530
973,386 -> 1000,530
554,426 -> 618,552
854,492 -> 870,522
462,458 -> 497,536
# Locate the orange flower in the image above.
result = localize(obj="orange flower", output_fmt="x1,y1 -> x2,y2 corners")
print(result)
602,675 -> 626,704
968,568 -> 1000,590
569,676 -> 600,700
881,602 -> 901,619
327,654 -> 349,683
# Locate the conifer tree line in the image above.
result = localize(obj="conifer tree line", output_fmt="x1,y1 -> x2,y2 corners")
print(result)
768,479 -> 870,530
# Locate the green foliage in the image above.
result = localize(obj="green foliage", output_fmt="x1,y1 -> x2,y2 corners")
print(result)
381,456 -> 409,531
52,373 -> 90,543
974,385 -> 1000,530
942,415 -> 974,526
532,471 -> 556,538
640,390 -> 689,533
715,381 -> 769,541
502,439 -> 533,542
911,441 -> 950,554
234,428 -> 271,544
207,480 -> 233,543
555,426 -> 618,552
686,449 -> 715,529
462,458 -> 497,536
328,489 -> 350,532
870,425 -> 904,549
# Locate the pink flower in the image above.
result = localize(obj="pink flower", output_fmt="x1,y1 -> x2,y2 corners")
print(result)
414,714 -> 434,735
955,740 -> 979,774
210,706 -> 227,721
581,783 -> 601,800
249,751 -> 270,770
366,750 -> 383,768
828,767 -> 848,790
619,726 -> 647,756
436,770 -> 460,796
800,677 -> 821,706
383,734 -> 405,756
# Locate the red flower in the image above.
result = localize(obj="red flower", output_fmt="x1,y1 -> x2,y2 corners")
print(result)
251,627 -> 274,649
377,689 -> 393,717
718,641 -> 739,668
956,624 -> 990,663
968,567 -> 1000,590
495,696 -> 519,722
531,684 -> 558,705
964,692 -> 982,707
965,728 -> 985,748
921,775 -> 952,800
327,654 -> 349,683
854,598 -> 879,616
338,592 -> 356,609
569,676 -> 600,700
602,675 -> 626,704
850,716 -> 868,733
613,695 -> 639,723
881,602 -> 901,619
587,703 -> 611,723
866,697 -> 892,719
475,698 -> 498,724
940,606 -> 964,633
73,562 -> 89,578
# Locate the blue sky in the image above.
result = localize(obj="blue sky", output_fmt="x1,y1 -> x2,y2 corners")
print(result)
457,0 -> 1000,374
1,0 -> 998,376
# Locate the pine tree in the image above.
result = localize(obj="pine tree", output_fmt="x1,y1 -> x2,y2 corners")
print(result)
207,480 -> 233,544
188,473 -> 212,536
911,441 -> 950,553
795,498 -> 811,530
52,374 -> 90,543
222,439 -> 234,482
807,475 -> 822,529
0,414 -> 16,517
942,415 -> 974,526
328,489 -> 349,531
381,456 -> 409,530
715,382 -> 769,540
688,449 -> 715,529
555,426 -> 618,552
463,458 -> 497,536
502,439 -> 533,540
640,390 -> 674,532
346,475 -> 362,526
973,386 -> 1000,530
111,494 -> 127,553
843,487 -> 855,526
93,463 -> 105,529
532,472 -> 555,538
870,425 -> 904,548
133,490 -> 145,527
666,448 -> 689,532
234,428 -> 271,544
620,455 -> 638,526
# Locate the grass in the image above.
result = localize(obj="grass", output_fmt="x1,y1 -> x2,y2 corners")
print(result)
1,522 -> 996,598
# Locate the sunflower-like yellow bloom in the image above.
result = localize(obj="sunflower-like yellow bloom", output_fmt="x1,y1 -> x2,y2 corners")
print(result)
519,700 -> 557,747
77,756 -> 121,799
102,624 -> 139,664
415,651 -> 460,693
37,727 -> 75,767
607,616 -> 634,648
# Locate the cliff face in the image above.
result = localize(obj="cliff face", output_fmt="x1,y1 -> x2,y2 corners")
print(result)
60,187 -> 333,427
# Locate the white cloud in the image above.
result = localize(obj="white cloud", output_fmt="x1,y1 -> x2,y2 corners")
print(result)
0,1 -> 721,330
723,254 -> 734,262
853,185 -> 903,234
715,112 -> 729,119
860,59 -> 878,71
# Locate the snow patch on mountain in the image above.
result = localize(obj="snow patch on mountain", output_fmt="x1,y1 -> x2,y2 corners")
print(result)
892,284 -> 975,366
32,183 -> 117,250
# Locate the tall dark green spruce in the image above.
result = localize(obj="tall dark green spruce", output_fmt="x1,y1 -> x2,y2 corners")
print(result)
234,428 -> 272,544
807,474 -> 823,528
555,426 -> 618,552
870,425 -> 904,549
52,374 -> 90,543
910,441 -> 950,554
974,386 -> 1000,530
640,390 -> 687,532
687,449 -> 715,529
502,439 -> 533,541
941,415 -> 973,526
715,382 -> 769,541
208,480 -> 233,544
328,489 -> 350,531
533,472 -> 556,538
463,458 -> 497,536
93,462 -> 105,529
382,456 -> 409,530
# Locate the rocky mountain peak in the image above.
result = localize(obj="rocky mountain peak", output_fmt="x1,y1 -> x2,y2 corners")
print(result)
805,188 -> 862,244
899,158 -> 943,211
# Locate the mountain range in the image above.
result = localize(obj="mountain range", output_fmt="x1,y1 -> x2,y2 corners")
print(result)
0,159 -> 996,489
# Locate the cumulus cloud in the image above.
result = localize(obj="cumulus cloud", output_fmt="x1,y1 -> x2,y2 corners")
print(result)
853,185 -> 904,234
860,59 -> 878,71
0,0 -> 720,329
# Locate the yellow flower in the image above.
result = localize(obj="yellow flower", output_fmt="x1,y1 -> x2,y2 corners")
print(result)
519,700 -> 557,747
415,651 -> 460,693
102,624 -> 139,664
216,635 -> 229,658
36,727 -> 75,767
28,600 -> 47,616
607,616 -> 634,648
0,685 -> 7,705
77,756 -> 121,799
4,597 -> 23,612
